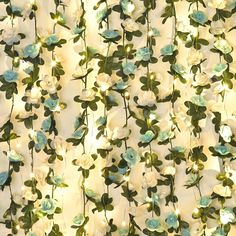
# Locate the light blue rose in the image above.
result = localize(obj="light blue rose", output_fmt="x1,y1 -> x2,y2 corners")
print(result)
109,172 -> 122,182
42,117 -> 52,131
40,198 -> 57,215
96,116 -> 106,126
191,95 -> 206,107
186,173 -> 198,185
8,150 -> 24,162
212,227 -> 226,236
171,64 -> 186,75
115,80 -> 129,90
118,167 -> 128,175
197,196 -> 212,208
150,27 -> 160,37
136,47 -> 151,61
11,5 -> 22,13
45,34 -> 59,46
44,98 -> 59,111
73,26 -> 84,35
157,130 -> 173,142
101,29 -> 120,39
85,188 -> 99,200
140,130 -> 155,143
51,175 -> 64,186
214,145 -> 230,155
118,226 -> 129,236
182,228 -> 191,236
73,213 -> 85,226
123,147 -> 140,167
24,66 -> 33,74
0,171 -> 8,186
23,44 -> 40,58
35,131 -> 47,150
166,212 -> 179,229
172,146 -> 185,153
145,218 -> 164,232
190,10 -> 208,25
161,44 -> 175,56
213,63 -> 228,77
120,0 -> 134,15
96,8 -> 107,23
72,126 -> 87,139
3,70 -> 19,83
122,61 -> 137,75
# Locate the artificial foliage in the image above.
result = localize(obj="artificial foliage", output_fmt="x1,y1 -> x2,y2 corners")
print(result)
0,0 -> 236,235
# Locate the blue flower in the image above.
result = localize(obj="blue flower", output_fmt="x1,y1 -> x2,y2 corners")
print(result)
123,147 -> 140,167
191,95 -> 206,107
96,8 -> 107,23
23,44 -> 40,58
45,34 -> 59,46
109,172 -> 122,182
212,227 -> 226,236
120,0 -> 135,15
96,116 -> 106,126
3,70 -> 19,82
40,198 -> 57,215
161,44 -> 175,56
44,98 -> 59,111
172,146 -> 185,153
24,66 -> 33,74
118,167 -> 128,175
35,131 -> 47,150
122,61 -> 137,75
213,63 -> 227,77
72,126 -> 87,139
136,47 -> 151,61
171,64 -> 186,75
73,26 -> 84,35
190,10 -> 208,25
157,130 -> 174,142
51,175 -> 65,186
140,130 -> 155,143
115,80 -> 129,90
85,188 -> 99,200
11,5 -> 22,13
150,27 -> 160,37
42,117 -> 52,131
118,226 -> 129,236
214,145 -> 230,155
0,171 -> 8,186
165,212 -> 179,229
101,29 -> 120,39
181,228 -> 191,236
145,218 -> 164,232
197,196 -> 212,208
73,213 -> 85,226
7,150 -> 24,162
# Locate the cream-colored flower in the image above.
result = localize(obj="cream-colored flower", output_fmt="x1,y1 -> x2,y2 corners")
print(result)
51,137 -> 67,156
210,20 -> 226,35
187,48 -> 203,65
97,136 -> 112,150
96,73 -> 116,91
122,18 -> 139,32
144,171 -> 157,187
137,91 -> 156,107
214,39 -> 232,54
75,153 -> 94,169
25,86 -> 42,104
23,188 -> 38,201
40,75 -> 58,94
162,166 -> 176,176
79,88 -> 96,101
0,26 -> 20,45
213,184 -> 232,197
192,73 -> 209,86
208,0 -> 227,9
219,125 -> 232,142
111,126 -> 130,140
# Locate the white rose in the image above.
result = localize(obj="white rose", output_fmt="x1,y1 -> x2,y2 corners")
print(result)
144,172 -> 157,187
192,73 -> 209,86
98,136 -> 112,150
208,0 -> 227,9
25,86 -> 42,104
75,153 -> 94,169
214,39 -> 232,54
40,75 -> 58,94
137,91 -> 156,107
34,168 -> 48,188
96,73 -> 116,91
0,27 -> 20,45
23,188 -> 38,201
219,125 -> 232,142
132,0 -> 146,19
51,137 -> 67,156
187,48 -> 203,65
111,127 -> 130,140
162,166 -> 176,176
213,184 -> 232,197
210,20 -> 226,35
79,88 -> 96,101
122,18 -> 139,32
220,208 -> 235,224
